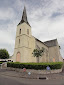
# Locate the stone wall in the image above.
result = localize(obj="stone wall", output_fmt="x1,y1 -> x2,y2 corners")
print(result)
6,67 -> 62,74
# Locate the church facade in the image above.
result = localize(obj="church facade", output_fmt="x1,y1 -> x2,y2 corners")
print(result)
12,7 -> 63,63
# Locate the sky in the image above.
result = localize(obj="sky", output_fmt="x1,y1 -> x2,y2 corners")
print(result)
0,0 -> 64,58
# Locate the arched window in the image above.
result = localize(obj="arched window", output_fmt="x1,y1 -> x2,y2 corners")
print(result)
27,29 -> 29,35
53,58 -> 55,62
19,29 -> 21,34
16,52 -> 21,62
19,39 -> 20,44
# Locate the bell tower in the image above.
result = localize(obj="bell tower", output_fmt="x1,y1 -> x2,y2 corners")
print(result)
13,6 -> 32,62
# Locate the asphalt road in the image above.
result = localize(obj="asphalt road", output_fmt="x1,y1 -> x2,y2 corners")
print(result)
0,75 -> 26,85
0,74 -> 64,85
0,68 -> 64,85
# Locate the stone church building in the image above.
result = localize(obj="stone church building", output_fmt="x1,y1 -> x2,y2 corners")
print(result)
12,7 -> 63,63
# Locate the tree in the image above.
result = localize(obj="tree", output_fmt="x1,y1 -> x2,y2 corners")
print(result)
32,47 -> 45,63
0,49 -> 9,59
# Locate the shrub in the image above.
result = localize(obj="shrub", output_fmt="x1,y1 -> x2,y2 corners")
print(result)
0,49 -> 9,59
7,62 -> 63,70
0,62 -> 3,64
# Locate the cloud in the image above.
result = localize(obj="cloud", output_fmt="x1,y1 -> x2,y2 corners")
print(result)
27,0 -> 64,58
0,8 -> 15,20
0,0 -> 64,59
0,29 -> 14,56
0,20 -> 18,56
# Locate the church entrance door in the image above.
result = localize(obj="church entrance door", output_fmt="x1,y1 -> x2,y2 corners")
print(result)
16,52 -> 21,62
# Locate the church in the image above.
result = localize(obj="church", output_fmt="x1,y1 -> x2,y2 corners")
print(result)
12,7 -> 63,63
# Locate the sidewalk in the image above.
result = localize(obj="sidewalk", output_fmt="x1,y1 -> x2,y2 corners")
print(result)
0,68 -> 64,80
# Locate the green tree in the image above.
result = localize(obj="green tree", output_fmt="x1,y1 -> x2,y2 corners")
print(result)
0,49 -> 9,59
32,47 -> 45,63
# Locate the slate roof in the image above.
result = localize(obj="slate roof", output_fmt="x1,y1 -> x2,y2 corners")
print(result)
44,39 -> 57,47
35,38 -> 48,47
18,6 -> 30,26
34,36 -> 57,47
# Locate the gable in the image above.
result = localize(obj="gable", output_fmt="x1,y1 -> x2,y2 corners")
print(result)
44,39 -> 57,47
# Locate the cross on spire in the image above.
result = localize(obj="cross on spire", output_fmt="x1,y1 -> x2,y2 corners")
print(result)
18,6 -> 30,26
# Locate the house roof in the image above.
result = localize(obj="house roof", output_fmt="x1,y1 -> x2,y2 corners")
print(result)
44,39 -> 57,47
35,38 -> 48,47
34,36 -> 57,47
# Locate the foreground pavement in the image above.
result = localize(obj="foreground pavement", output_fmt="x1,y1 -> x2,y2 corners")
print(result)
0,73 -> 64,85
0,68 -> 64,85
0,75 -> 26,85
0,68 -> 64,80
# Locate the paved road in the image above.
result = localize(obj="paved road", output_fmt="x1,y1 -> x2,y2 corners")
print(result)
0,74 -> 64,85
0,75 -> 26,85
0,68 -> 64,85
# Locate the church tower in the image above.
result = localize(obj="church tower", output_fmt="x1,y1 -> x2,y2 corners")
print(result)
12,7 -> 62,63
12,7 -> 34,62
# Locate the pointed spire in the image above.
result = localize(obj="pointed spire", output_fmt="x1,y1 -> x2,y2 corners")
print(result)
22,6 -> 27,22
18,6 -> 30,26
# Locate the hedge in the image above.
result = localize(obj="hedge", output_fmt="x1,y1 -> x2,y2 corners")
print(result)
0,62 -> 3,64
7,62 -> 63,70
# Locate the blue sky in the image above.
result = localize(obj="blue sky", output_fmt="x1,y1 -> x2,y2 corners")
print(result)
0,0 -> 64,58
